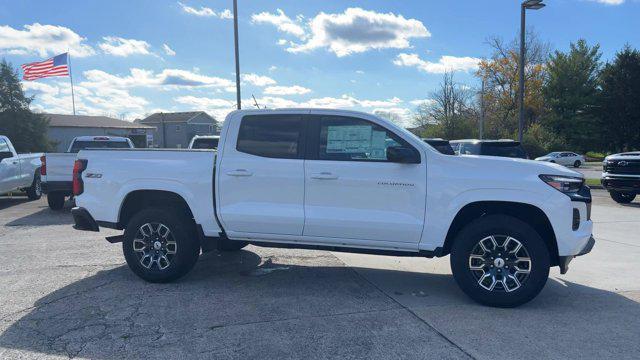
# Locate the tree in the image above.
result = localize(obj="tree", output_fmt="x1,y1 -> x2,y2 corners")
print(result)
0,59 -> 51,152
412,72 -> 477,139
476,31 -> 549,138
598,46 -> 640,152
543,39 -> 601,152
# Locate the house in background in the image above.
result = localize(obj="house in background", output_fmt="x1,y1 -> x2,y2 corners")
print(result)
138,111 -> 218,148
45,114 -> 155,152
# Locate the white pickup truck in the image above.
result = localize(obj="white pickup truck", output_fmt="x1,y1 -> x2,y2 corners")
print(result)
0,135 -> 42,200
41,136 -> 134,210
71,109 -> 594,307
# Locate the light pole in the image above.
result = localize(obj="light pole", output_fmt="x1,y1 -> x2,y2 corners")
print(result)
233,0 -> 241,110
518,0 -> 545,142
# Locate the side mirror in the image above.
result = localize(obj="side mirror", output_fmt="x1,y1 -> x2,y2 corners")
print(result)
0,151 -> 14,162
387,146 -> 419,164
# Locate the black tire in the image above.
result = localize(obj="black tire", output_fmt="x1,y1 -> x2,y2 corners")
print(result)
609,191 -> 636,204
217,238 -> 248,251
47,192 -> 65,210
123,208 -> 200,283
573,160 -> 581,168
450,214 -> 550,308
26,173 -> 42,200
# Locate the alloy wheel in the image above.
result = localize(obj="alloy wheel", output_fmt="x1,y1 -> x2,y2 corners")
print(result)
468,235 -> 531,292
132,222 -> 177,270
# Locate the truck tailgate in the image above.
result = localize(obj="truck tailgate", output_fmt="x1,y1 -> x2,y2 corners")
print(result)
44,153 -> 76,182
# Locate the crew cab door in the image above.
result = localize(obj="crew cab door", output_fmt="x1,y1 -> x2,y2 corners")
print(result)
217,114 -> 306,236
303,114 -> 426,244
0,138 -> 19,193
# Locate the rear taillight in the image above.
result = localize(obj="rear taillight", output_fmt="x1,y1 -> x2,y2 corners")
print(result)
72,159 -> 88,196
40,155 -> 46,176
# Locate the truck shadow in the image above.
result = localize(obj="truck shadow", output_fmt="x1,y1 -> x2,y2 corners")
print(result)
0,196 -> 30,210
5,207 -> 74,226
0,249 -> 638,359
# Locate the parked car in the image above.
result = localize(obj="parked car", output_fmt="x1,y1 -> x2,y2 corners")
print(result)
601,151 -> 640,203
41,136 -> 134,210
535,152 -> 585,168
450,139 -> 528,159
422,138 -> 455,155
188,135 -> 220,150
0,136 -> 42,200
71,109 -> 594,307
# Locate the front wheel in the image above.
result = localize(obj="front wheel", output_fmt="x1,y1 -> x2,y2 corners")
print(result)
123,208 -> 200,283
450,214 -> 550,308
609,191 -> 636,204
26,174 -> 42,200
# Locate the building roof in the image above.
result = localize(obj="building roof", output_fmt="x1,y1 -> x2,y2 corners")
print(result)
45,114 -> 154,129
139,111 -> 215,125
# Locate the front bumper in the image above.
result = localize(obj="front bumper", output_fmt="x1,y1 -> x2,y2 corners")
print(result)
71,207 -> 99,232
558,236 -> 595,274
601,176 -> 640,194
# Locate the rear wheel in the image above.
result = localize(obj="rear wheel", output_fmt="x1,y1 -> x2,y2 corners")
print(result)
47,192 -> 65,210
123,208 -> 200,283
573,160 -> 581,168
450,215 -> 550,308
609,191 -> 636,204
26,174 -> 42,200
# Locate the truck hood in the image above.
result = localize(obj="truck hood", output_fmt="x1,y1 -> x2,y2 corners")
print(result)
454,154 -> 583,178
605,152 -> 640,161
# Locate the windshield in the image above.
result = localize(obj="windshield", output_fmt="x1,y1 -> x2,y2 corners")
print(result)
480,143 -> 528,159
69,140 -> 131,153
192,138 -> 219,149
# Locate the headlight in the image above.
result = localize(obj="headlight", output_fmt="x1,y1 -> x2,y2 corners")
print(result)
539,175 -> 584,193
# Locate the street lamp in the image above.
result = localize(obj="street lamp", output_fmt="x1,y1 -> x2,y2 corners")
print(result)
233,0 -> 241,110
518,0 -> 545,142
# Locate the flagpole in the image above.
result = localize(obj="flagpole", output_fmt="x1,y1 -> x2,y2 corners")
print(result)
67,52 -> 76,115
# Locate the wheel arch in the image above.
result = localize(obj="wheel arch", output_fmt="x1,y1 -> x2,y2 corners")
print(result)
118,190 -> 195,230
442,201 -> 559,266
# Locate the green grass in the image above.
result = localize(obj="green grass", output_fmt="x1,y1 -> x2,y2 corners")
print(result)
585,178 -> 601,187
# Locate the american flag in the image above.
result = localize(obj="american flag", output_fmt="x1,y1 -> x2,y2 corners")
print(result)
21,53 -> 70,81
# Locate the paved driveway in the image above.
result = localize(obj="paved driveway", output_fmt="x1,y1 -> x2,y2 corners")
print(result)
0,192 -> 638,359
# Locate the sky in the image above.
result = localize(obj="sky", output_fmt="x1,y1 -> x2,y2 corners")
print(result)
0,0 -> 638,126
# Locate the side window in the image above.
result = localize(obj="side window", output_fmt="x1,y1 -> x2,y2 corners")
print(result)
317,116 -> 417,162
237,115 -> 304,159
0,139 -> 9,153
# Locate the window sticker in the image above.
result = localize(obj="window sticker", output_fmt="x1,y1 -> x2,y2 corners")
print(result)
326,125 -> 373,154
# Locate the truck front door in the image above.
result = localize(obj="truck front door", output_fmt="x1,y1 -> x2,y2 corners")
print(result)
0,138 -> 19,193
303,114 -> 427,244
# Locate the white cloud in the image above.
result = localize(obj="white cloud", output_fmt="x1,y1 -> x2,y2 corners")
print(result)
81,68 -> 234,89
0,23 -> 95,57
98,37 -> 151,57
24,80 -> 148,118
394,53 -> 481,73
263,85 -> 311,95
178,2 -> 233,19
175,95 -> 234,108
162,44 -> 176,56
355,70 -> 365,74
589,0 -> 624,4
268,65 -> 278,72
241,73 -> 277,86
285,8 -> 430,57
251,9 -> 306,38
373,107 -> 412,126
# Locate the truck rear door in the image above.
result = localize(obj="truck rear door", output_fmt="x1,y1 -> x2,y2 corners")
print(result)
217,114 -> 306,236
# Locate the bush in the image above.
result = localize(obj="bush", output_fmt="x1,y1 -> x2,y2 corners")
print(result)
585,151 -> 608,161
521,123 -> 567,158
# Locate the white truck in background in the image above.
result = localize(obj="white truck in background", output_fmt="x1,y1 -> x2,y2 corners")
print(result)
41,136 -> 134,210
0,136 -> 42,200
188,135 -> 220,150
71,109 -> 595,307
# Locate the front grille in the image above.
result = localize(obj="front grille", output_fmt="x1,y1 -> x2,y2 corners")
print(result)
606,159 -> 640,175
572,208 -> 580,231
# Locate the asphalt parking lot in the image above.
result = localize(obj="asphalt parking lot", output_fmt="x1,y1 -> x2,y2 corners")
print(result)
0,191 -> 639,359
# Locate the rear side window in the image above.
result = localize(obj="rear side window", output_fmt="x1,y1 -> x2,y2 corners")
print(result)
69,141 -> 131,153
480,143 -> 527,159
236,115 -> 304,159
192,138 -> 219,149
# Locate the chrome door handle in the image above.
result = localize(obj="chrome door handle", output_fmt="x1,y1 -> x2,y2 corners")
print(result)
226,169 -> 253,177
310,172 -> 338,180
